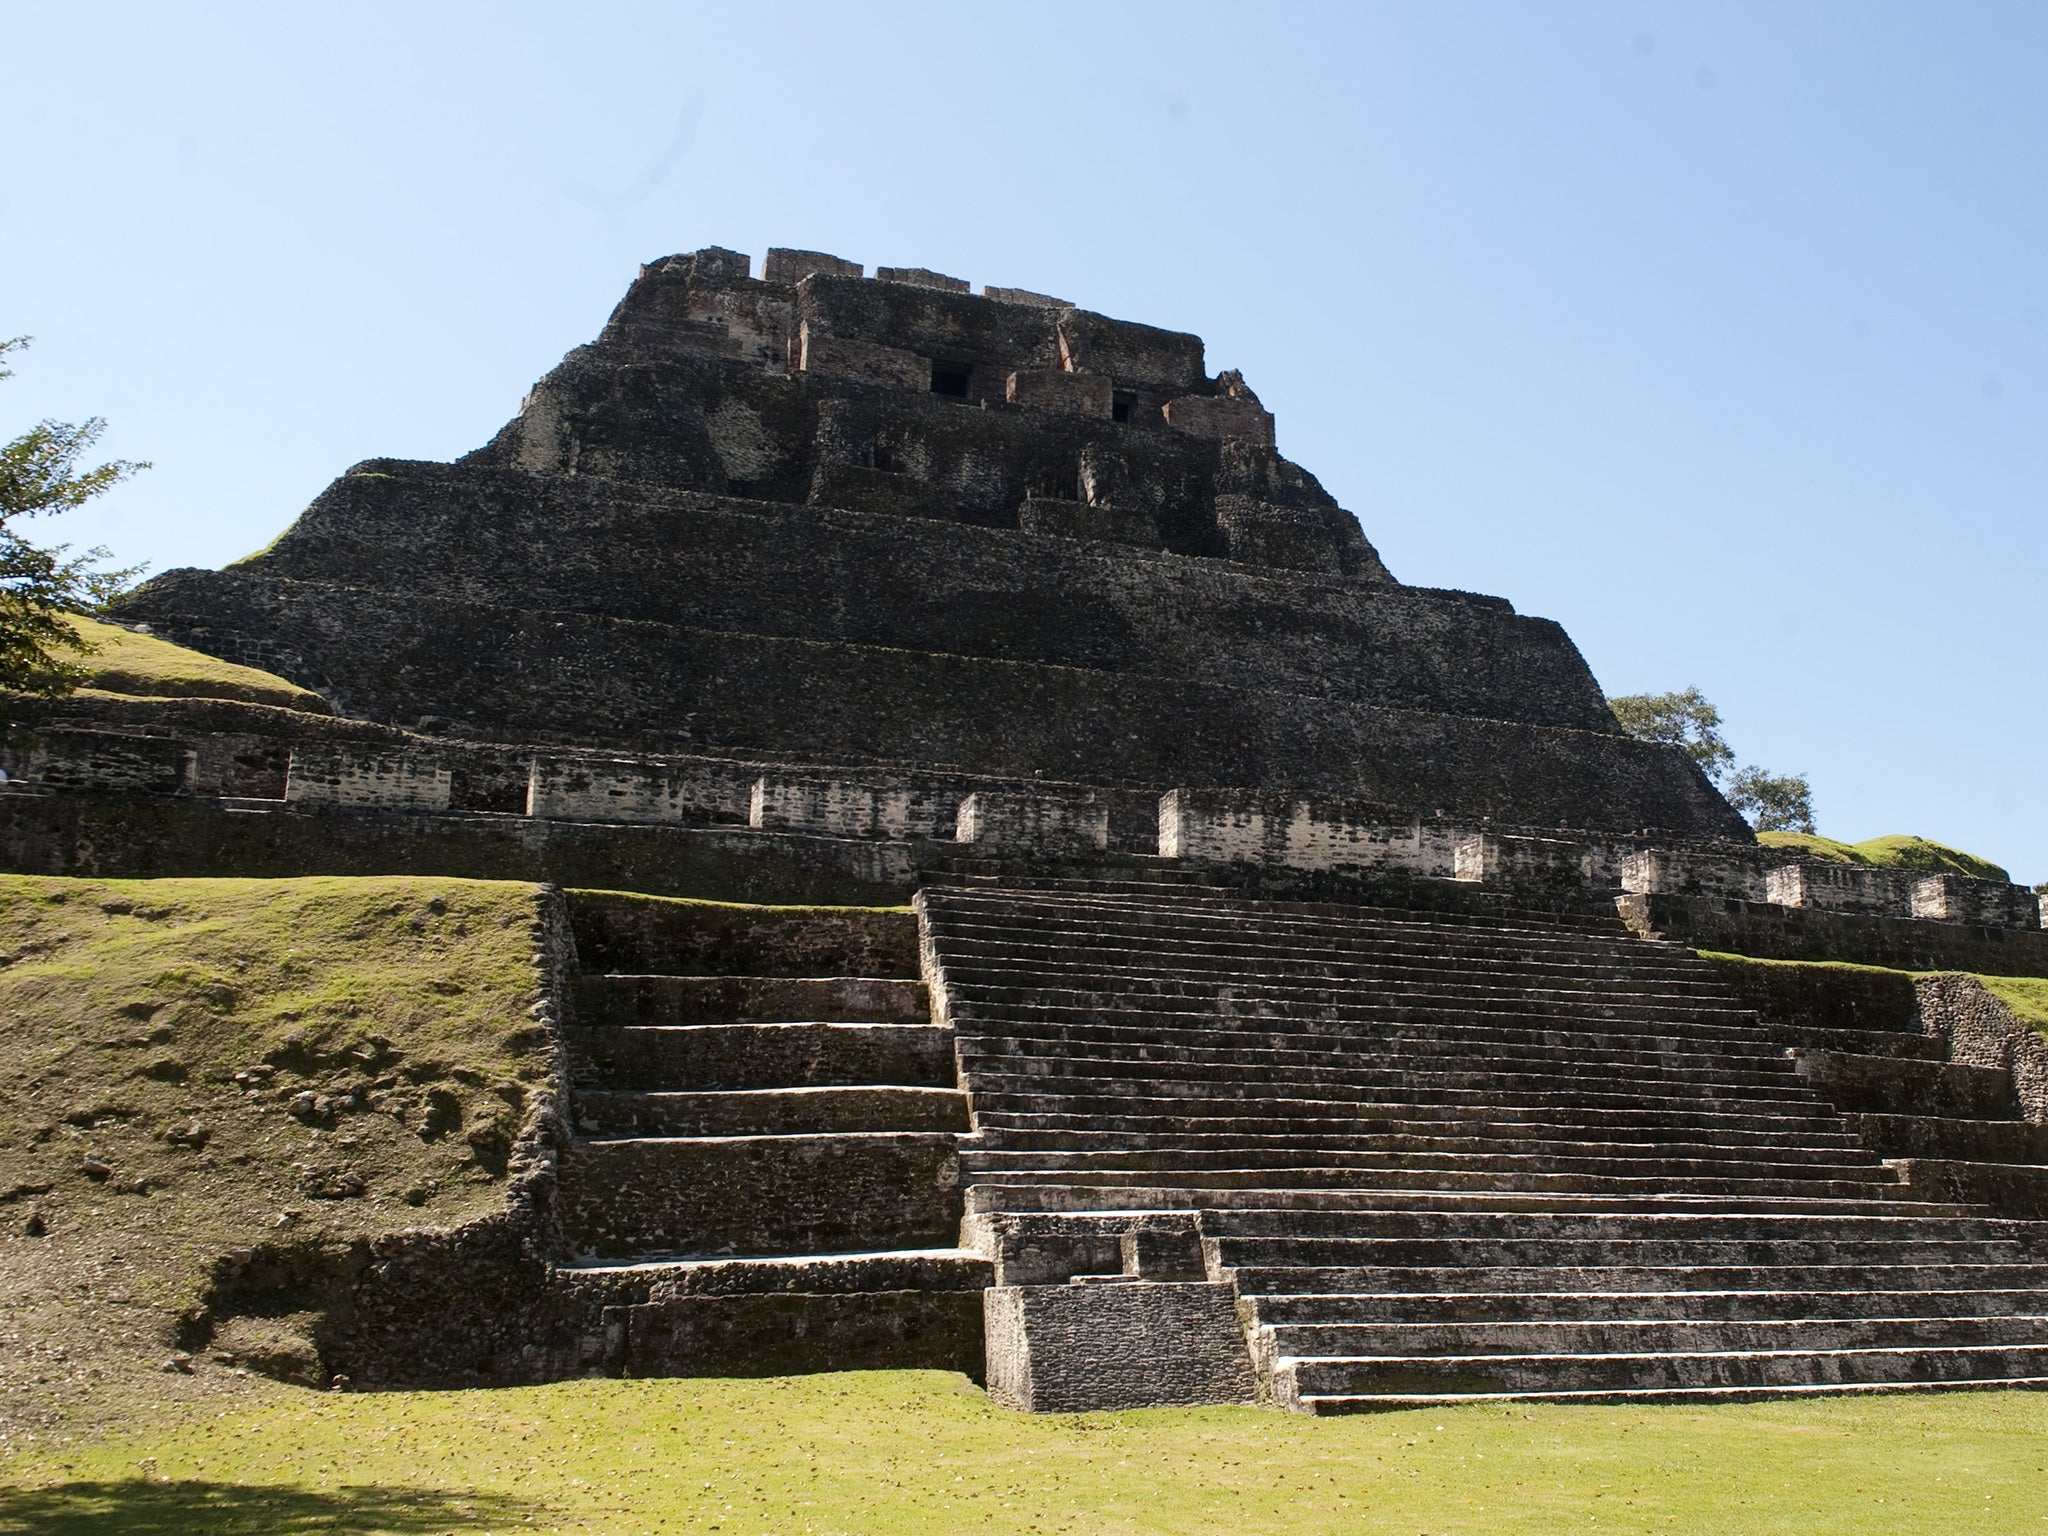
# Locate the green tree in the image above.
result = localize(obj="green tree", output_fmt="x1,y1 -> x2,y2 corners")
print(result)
0,336 -> 147,715
1725,765 -> 1816,834
1607,687 -> 1735,783
1610,684 -> 1815,833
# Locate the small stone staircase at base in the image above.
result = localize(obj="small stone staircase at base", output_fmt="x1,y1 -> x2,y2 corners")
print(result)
922,877 -> 2048,1411
552,894 -> 987,1376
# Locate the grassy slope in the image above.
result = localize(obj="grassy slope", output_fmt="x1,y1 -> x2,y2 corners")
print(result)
1758,830 -> 2009,884
0,874 -> 550,1438
1696,949 -> 2048,1040
2,1373 -> 2044,1535
61,615 -> 330,713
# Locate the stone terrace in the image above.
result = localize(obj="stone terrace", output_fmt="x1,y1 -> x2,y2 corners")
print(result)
924,879 -> 2048,1411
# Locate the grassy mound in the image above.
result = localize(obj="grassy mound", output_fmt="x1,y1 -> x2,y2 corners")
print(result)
0,874 -> 551,1436
2,1372 -> 2043,1534
1979,975 -> 2048,1035
60,615 -> 331,713
1758,830 -> 2009,883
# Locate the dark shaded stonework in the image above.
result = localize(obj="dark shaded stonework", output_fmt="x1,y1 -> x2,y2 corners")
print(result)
115,245 -> 1745,841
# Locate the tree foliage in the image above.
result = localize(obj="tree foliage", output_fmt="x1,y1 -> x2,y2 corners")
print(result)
1725,765 -> 1816,834
1609,684 -> 1814,834
0,337 -> 147,712
1607,687 -> 1734,783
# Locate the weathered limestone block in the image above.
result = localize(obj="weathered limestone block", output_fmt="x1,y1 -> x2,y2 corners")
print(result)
1158,788 -> 1456,876
527,755 -> 752,825
984,1283 -> 1257,1412
610,1289 -> 985,1378
1765,861 -> 1915,919
1910,873 -> 2041,930
1214,496 -> 1387,580
285,747 -> 451,812
1917,973 -> 2048,1123
1015,497 -> 1161,549
1790,1047 -> 2015,1119
956,791 -> 1109,856
874,266 -> 970,293
1162,393 -> 1275,445
985,286 -> 1070,309
763,247 -> 863,283
1455,831 -> 1619,891
1004,368 -> 1113,417
1621,843 -> 1768,902
1054,309 -> 1207,393
1885,1158 -> 2048,1220
806,462 -> 957,522
1617,892 -> 2048,978
557,1132 -> 961,1259
750,775 -> 954,839
6,728 -> 195,795
798,323 -> 928,390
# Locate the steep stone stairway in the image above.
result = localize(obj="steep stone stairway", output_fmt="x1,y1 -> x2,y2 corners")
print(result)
920,877 -> 2048,1409
551,892 -> 988,1376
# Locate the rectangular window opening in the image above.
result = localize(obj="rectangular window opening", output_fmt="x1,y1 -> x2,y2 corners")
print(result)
930,362 -> 971,399
1111,391 -> 1136,424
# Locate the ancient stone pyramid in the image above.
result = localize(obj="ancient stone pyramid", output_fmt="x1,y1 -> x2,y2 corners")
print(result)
13,246 -> 2044,1408
117,243 -> 1742,841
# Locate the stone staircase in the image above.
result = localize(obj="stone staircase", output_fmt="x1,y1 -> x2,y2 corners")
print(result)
550,893 -> 988,1376
919,877 -> 2048,1410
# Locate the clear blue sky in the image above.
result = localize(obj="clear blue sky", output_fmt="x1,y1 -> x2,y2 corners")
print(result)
6,2 -> 2044,880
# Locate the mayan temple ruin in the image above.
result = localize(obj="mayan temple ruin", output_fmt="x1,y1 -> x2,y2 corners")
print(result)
13,244 -> 2048,1409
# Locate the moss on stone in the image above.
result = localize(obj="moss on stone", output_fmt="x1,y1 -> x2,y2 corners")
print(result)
1758,830 -> 2009,883
59,614 -> 331,713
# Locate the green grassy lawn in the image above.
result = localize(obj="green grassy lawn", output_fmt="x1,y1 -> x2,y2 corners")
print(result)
1,1372 -> 2044,1535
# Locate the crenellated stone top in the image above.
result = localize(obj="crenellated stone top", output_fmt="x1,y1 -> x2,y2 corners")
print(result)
481,244 -> 1390,580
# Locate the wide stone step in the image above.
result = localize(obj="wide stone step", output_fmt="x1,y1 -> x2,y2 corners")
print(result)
959,1077 -> 1852,1135
956,1012 -> 1784,1061
952,1162 -> 1895,1199
578,974 -> 930,1027
961,1138 -> 1882,1177
967,1115 -> 1868,1163
931,934 -> 1734,993
1263,1313 -> 2048,1363
951,1000 -> 1779,1053
968,1106 -> 1862,1152
1211,1235 -> 2037,1268
559,1247 -> 991,1302
574,1086 -> 970,1137
1275,1341 -> 2048,1401
1294,1376 -> 2048,1411
571,1022 -> 956,1091
558,1131 -> 961,1259
950,978 -> 1757,1028
610,1289 -> 984,1379
957,1026 -> 1794,1078
933,935 -> 1731,987
1202,1208 -> 2023,1242
1227,1261 -> 2048,1296
1764,1024 -> 1947,1061
924,895 -> 1641,953
961,1066 -> 1823,1110
958,1182 -> 1972,1219
1247,1286 -> 2048,1327
1847,1113 -> 2048,1165
1793,1050 -> 2016,1119
962,1053 -> 1813,1097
